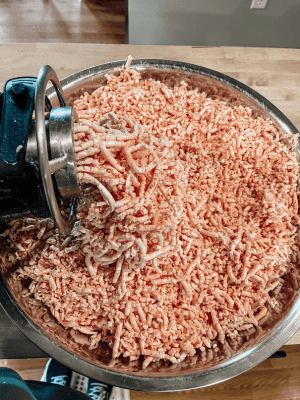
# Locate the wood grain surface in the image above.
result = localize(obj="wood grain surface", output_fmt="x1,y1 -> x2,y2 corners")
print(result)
0,43 -> 299,345
0,44 -> 299,129
0,358 -> 49,381
0,0 -> 125,44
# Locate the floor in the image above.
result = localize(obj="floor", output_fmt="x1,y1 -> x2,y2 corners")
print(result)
0,1 -> 300,399
0,0 -> 126,44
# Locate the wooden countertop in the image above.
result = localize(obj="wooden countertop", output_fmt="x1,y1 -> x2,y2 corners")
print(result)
0,43 -> 299,346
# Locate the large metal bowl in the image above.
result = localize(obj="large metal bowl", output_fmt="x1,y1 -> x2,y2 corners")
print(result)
1,59 -> 300,392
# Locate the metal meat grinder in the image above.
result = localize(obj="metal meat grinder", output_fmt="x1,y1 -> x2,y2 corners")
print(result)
0,65 -> 80,236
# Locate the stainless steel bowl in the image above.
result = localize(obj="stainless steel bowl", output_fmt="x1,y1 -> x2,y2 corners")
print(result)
1,59 -> 300,392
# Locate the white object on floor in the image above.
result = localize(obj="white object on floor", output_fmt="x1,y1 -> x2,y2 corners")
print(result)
110,386 -> 130,400
40,359 -> 51,383
70,371 -> 88,394
251,0 -> 268,9
70,371 -> 130,400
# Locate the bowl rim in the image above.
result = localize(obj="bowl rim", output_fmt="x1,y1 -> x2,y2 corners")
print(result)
1,58 -> 300,392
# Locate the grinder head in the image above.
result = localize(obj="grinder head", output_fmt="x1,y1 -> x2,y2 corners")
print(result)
0,65 -> 80,236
